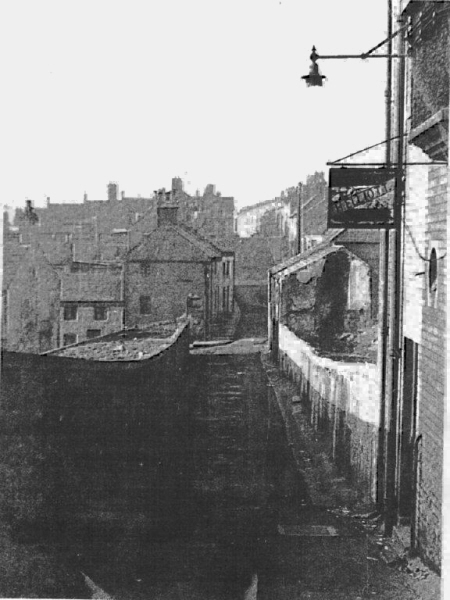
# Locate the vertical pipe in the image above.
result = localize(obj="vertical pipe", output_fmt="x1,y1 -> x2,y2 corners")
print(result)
377,0 -> 393,510
385,9 -> 406,536
297,183 -> 303,254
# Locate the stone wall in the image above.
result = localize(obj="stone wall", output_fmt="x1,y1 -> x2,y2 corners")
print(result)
59,304 -> 124,346
5,247 -> 61,353
0,322 -> 191,540
278,324 -> 380,503
125,262 -> 207,327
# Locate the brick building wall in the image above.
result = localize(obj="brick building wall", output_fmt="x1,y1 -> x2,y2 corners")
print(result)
402,146 -> 429,343
394,2 -> 449,572
413,165 -> 447,570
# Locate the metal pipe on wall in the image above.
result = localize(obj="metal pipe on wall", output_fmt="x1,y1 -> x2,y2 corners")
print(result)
384,8 -> 407,536
377,0 -> 393,512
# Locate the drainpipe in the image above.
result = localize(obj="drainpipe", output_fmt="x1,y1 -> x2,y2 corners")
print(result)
384,10 -> 406,536
297,183 -> 303,254
377,0 -> 393,510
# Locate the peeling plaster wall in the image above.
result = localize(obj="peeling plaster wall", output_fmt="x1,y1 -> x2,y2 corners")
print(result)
278,324 -> 380,502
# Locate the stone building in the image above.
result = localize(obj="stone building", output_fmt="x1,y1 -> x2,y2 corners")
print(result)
3,244 -> 61,353
59,261 -> 124,347
125,202 -> 234,338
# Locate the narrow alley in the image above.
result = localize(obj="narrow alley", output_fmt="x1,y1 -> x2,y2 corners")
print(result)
68,336 -> 438,600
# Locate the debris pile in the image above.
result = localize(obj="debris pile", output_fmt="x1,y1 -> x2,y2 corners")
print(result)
55,337 -> 171,361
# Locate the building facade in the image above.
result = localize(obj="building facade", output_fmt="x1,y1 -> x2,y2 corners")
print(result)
59,261 -> 124,347
125,203 -> 234,338
383,0 -> 449,573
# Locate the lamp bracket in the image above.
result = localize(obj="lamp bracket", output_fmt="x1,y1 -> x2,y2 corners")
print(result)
326,162 -> 447,166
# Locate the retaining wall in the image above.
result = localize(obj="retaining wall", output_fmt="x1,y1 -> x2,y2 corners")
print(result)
278,324 -> 380,503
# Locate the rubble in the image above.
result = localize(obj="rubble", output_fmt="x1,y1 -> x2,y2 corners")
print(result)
55,337 -> 171,360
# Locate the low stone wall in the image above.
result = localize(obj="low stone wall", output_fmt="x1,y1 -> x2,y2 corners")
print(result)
0,321 -> 191,539
278,324 -> 380,502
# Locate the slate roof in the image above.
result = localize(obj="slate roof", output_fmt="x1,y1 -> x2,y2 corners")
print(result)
127,224 -> 223,262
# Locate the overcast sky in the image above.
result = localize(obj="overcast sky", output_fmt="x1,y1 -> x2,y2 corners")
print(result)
2,0 -> 388,210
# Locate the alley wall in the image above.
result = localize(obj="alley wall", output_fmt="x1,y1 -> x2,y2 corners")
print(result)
0,322 -> 191,539
278,324 -> 380,503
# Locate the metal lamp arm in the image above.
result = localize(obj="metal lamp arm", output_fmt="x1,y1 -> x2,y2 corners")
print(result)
316,53 -> 405,59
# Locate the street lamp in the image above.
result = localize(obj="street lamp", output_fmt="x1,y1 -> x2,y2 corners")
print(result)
301,45 -> 405,87
301,46 -> 326,87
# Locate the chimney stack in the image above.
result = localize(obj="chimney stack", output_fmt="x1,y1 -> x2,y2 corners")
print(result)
171,177 -> 184,192
107,182 -> 118,202
156,188 -> 178,226
24,199 -> 39,224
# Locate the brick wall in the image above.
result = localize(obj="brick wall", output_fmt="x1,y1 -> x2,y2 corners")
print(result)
414,165 -> 447,570
278,324 -> 380,502
402,146 -> 429,343
0,322 -> 191,536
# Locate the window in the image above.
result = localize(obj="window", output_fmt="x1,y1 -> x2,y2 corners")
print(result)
94,306 -> 108,321
63,333 -> 77,346
428,247 -> 438,306
64,305 -> 78,320
140,295 -> 152,314
141,262 -> 151,276
223,287 -> 230,312
87,329 -> 101,339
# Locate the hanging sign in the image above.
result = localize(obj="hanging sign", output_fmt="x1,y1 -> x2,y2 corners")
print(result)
328,167 -> 397,229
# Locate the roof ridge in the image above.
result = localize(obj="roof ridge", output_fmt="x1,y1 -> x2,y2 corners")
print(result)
126,224 -> 217,260
269,229 -> 345,274
175,223 -> 223,255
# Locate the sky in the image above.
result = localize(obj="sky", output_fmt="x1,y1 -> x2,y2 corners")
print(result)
1,0 -> 388,211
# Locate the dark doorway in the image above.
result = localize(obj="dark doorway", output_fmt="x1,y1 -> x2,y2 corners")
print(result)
398,337 -> 418,522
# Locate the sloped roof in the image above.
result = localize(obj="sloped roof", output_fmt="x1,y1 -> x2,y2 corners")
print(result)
127,224 -> 222,262
61,263 -> 123,302
269,229 -> 345,276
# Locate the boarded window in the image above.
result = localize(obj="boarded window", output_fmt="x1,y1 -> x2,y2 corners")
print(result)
64,305 -> 78,320
87,329 -> 101,339
140,296 -> 152,314
94,306 -> 108,320
63,333 -> 77,346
